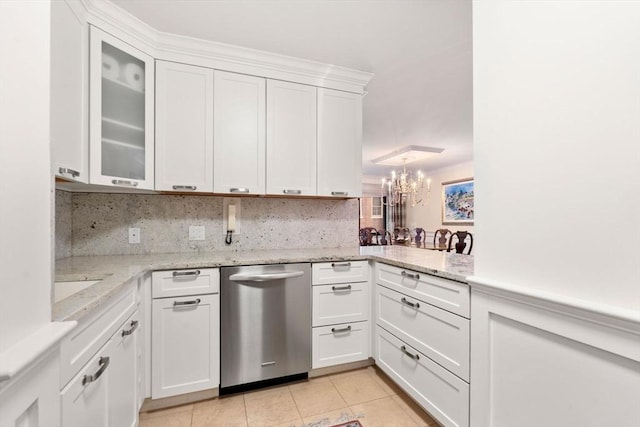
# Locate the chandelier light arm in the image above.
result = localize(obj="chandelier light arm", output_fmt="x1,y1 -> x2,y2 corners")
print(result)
380,159 -> 432,207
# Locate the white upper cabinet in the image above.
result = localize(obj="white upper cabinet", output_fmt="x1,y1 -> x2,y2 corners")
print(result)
89,26 -> 155,190
213,71 -> 266,195
317,88 -> 363,197
51,0 -> 88,183
266,80 -> 317,196
155,61 -> 213,192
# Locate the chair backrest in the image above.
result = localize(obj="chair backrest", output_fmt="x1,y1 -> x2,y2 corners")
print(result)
378,229 -> 392,246
433,229 -> 452,248
359,227 -> 378,246
359,228 -> 369,246
393,227 -> 411,245
414,228 -> 425,247
447,231 -> 473,254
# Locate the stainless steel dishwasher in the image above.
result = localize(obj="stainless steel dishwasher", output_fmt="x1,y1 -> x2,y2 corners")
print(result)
220,263 -> 311,394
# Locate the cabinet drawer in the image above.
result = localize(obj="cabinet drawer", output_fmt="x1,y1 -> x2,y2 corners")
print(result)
312,261 -> 369,285
376,285 -> 469,381
152,268 -> 219,298
376,326 -> 469,427
376,263 -> 469,318
312,321 -> 369,369
60,285 -> 137,387
312,282 -> 369,327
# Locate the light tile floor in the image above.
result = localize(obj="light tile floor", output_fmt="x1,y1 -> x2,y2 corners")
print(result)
139,366 -> 439,427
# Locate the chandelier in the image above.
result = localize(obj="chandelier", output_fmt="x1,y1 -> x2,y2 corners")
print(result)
381,159 -> 431,207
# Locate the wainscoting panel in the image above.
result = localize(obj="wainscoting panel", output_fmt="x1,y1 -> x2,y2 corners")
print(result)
469,278 -> 640,427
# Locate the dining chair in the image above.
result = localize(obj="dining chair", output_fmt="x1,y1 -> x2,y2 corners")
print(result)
359,227 -> 379,246
393,227 -> 411,245
414,228 -> 425,248
447,231 -> 473,254
378,229 -> 392,246
359,228 -> 369,246
433,229 -> 452,249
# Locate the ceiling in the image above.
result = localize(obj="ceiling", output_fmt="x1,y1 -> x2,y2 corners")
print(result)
111,0 -> 473,179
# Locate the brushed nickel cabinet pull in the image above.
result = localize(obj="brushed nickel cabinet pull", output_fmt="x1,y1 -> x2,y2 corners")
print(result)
401,271 -> 420,280
401,345 -> 420,360
331,262 -> 351,268
112,179 -> 138,187
230,188 -> 249,193
331,325 -> 352,334
59,167 -> 80,178
401,297 -> 420,309
332,285 -> 352,291
82,356 -> 110,385
172,185 -> 196,191
331,191 -> 348,196
173,298 -> 201,307
121,320 -> 139,337
283,189 -> 302,195
172,270 -> 200,277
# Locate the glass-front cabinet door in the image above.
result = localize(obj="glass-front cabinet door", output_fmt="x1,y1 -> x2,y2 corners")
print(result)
89,26 -> 154,189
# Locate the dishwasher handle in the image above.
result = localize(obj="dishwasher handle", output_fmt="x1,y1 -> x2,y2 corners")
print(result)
229,270 -> 305,282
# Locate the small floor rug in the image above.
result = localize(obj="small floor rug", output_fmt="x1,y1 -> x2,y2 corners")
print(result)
331,421 -> 363,427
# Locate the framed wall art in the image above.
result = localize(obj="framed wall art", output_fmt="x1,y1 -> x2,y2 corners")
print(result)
442,178 -> 474,225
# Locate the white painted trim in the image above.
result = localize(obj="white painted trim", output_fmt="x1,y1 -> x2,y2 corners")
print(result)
80,0 -> 373,94
468,275 -> 640,327
0,321 -> 76,384
470,286 -> 640,427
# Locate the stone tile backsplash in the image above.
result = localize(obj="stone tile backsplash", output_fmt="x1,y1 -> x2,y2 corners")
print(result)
55,190 -> 72,259
55,191 -> 359,257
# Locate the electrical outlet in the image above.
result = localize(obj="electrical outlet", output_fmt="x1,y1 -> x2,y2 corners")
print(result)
129,227 -> 140,244
189,225 -> 205,241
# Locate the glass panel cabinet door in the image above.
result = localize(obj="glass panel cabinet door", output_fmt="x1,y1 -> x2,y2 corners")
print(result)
89,26 -> 154,189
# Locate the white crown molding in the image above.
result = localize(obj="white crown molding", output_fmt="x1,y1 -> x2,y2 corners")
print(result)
80,0 -> 373,93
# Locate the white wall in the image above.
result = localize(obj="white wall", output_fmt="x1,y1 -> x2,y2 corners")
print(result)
473,1 -> 640,310
0,2 -> 52,352
406,161 -> 474,234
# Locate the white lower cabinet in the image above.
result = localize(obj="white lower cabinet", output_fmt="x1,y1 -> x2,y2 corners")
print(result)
311,261 -> 370,369
108,312 -> 139,427
151,293 -> 220,398
376,327 -> 469,427
374,263 -> 471,427
61,310 -> 140,427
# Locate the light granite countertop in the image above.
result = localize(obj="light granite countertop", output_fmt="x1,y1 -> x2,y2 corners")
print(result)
54,246 -> 474,322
